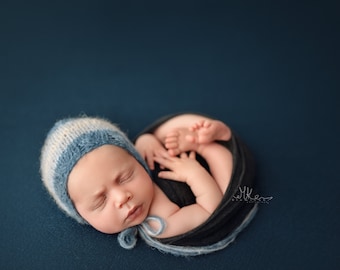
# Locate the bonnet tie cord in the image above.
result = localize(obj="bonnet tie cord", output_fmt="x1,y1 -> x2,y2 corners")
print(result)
117,227 -> 138,249
140,216 -> 166,237
118,205 -> 258,255
117,216 -> 166,249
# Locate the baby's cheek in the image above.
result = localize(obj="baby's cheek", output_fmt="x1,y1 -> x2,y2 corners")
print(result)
92,218 -> 120,234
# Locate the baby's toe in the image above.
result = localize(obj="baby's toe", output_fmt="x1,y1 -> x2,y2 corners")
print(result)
168,148 -> 180,156
165,141 -> 178,149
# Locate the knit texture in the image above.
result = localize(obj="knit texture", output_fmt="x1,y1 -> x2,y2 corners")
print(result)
40,116 -> 150,223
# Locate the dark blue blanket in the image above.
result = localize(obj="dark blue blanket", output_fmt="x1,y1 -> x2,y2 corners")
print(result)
1,1 -> 339,269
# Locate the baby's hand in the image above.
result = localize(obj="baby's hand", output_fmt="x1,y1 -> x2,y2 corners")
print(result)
135,134 -> 168,170
154,151 -> 207,183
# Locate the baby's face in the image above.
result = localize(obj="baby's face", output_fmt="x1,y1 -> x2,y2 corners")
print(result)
68,145 -> 154,234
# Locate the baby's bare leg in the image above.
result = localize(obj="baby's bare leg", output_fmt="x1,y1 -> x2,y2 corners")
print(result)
188,119 -> 233,193
196,143 -> 233,194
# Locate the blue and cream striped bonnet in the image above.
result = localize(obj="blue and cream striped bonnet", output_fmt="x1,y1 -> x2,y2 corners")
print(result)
40,116 -> 150,224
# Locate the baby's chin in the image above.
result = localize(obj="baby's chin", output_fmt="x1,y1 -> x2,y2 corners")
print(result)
94,225 -> 125,235
89,221 -> 127,235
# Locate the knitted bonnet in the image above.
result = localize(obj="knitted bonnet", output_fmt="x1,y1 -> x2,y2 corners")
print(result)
40,116 -> 150,224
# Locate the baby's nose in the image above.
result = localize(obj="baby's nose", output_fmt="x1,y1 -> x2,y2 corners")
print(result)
114,190 -> 132,208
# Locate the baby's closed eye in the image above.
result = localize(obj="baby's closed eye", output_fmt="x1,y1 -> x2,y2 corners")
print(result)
92,195 -> 107,210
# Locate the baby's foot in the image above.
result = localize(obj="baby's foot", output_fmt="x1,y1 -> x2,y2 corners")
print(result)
187,119 -> 232,144
164,119 -> 231,156
164,129 -> 198,156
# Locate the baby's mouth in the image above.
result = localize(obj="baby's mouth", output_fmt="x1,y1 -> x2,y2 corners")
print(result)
125,205 -> 142,222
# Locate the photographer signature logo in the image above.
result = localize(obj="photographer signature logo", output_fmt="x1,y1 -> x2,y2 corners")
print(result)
232,186 -> 273,204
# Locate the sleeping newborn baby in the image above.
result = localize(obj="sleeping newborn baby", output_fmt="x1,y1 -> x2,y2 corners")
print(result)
40,113 -> 257,256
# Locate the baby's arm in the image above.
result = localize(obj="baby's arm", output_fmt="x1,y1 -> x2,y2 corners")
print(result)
153,152 -> 223,237
135,133 -> 168,170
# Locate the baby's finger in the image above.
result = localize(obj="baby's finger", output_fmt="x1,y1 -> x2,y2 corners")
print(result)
153,156 -> 169,168
157,151 -> 169,169
147,159 -> 154,170
158,170 -> 172,179
154,155 -> 178,171
146,153 -> 154,170
158,171 -> 180,181
156,149 -> 170,158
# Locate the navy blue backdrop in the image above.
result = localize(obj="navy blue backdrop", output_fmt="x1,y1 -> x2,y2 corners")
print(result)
1,1 -> 339,269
